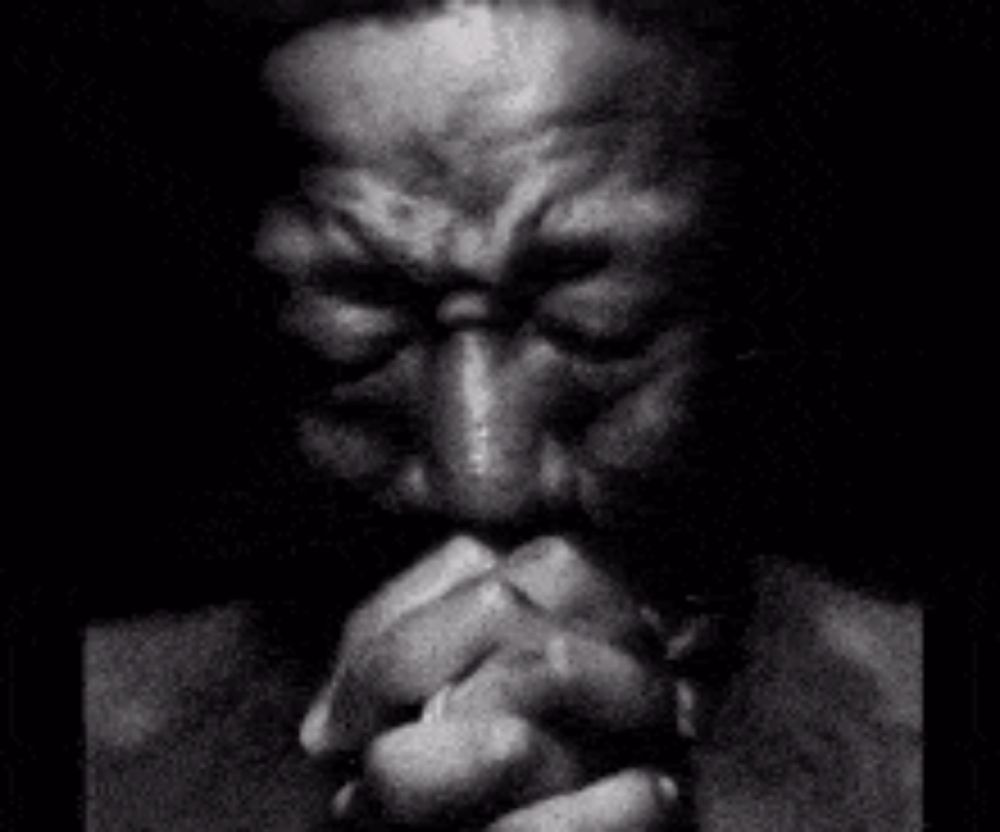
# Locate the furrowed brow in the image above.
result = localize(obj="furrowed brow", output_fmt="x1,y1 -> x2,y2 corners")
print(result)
538,181 -> 699,247
304,169 -> 458,277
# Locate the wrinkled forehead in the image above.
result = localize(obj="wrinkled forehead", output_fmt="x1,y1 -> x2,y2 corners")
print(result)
265,5 -> 700,179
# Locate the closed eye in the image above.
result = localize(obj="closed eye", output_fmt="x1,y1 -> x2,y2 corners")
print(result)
308,260 -> 425,310
507,240 -> 613,301
535,278 -> 665,361
283,292 -> 414,374
537,312 -> 662,361
261,196 -> 429,311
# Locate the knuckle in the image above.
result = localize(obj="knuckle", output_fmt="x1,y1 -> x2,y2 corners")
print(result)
362,737 -> 405,808
486,717 -> 536,769
543,633 -> 580,682
611,770 -> 671,820
545,536 -> 587,573
530,535 -> 586,576
446,534 -> 500,573
364,730 -> 402,782
475,577 -> 524,618
362,730 -> 425,819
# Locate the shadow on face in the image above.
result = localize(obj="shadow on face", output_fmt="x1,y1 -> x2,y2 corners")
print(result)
251,3 -> 761,600
21,2 -> 951,621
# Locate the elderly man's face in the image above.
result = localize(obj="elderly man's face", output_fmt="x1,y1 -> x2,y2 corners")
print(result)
257,6 -> 717,579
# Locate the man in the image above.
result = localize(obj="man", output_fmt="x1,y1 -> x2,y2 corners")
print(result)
85,2 -> 922,830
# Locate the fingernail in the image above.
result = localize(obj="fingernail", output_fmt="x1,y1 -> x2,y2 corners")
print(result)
656,775 -> 680,806
331,779 -> 360,820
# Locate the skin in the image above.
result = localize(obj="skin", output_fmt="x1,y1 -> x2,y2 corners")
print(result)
257,5 -> 711,536
255,5 -> 715,828
84,566 -> 923,831
84,5 -> 923,832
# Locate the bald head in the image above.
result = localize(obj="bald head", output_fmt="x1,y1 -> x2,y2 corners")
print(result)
266,5 -> 705,131
265,3 -> 709,188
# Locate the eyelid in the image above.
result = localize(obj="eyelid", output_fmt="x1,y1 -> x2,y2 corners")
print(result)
307,260 -> 424,309
255,206 -> 323,276
538,316 -> 659,362
284,294 -> 411,368
259,200 -> 424,309
508,240 -> 614,297
539,279 -> 659,328
535,279 -> 665,359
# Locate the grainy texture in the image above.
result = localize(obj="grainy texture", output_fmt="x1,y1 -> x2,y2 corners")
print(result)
85,607 -> 331,832
697,561 -> 922,832
84,558 -> 922,831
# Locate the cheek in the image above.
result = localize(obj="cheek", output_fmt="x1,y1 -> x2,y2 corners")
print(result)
583,355 -> 699,474
298,405 -> 428,517
298,412 -> 408,490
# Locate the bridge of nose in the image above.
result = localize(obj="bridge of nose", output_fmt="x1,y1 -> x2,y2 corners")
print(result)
428,329 -> 560,526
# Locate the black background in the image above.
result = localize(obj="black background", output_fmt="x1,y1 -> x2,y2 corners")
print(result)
12,0 -> 989,608
6,2 -> 989,828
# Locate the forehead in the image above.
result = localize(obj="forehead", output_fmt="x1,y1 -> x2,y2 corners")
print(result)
266,6 -> 699,184
264,7 -> 704,275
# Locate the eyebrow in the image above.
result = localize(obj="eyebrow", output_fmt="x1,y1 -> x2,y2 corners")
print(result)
301,154 -> 696,289
541,185 -> 697,244
296,178 -> 423,273
305,170 -> 474,281
318,202 -> 399,265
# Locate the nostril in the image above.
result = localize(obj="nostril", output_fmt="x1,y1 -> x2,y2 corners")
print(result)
436,291 -> 500,329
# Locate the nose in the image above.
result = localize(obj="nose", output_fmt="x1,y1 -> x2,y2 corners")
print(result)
426,330 -> 566,530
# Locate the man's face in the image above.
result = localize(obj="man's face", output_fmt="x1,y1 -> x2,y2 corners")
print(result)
256,6 -> 721,585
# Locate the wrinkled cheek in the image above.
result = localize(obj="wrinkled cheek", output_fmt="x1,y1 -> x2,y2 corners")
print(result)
298,415 -> 403,489
584,362 -> 695,475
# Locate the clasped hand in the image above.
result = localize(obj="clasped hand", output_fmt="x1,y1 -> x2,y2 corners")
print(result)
301,536 -> 691,830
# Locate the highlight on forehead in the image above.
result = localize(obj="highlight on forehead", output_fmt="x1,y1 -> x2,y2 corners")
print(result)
264,2 -> 705,163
